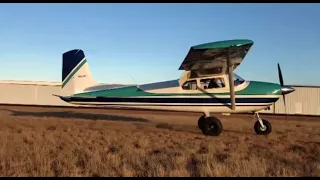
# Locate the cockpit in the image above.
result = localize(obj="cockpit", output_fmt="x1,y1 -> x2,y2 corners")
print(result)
200,78 -> 225,89
181,73 -> 246,90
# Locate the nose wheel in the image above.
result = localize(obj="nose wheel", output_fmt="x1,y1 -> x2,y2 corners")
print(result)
253,113 -> 272,135
198,115 -> 223,136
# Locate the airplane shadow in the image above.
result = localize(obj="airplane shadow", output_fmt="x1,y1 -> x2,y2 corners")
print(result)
1,109 -> 150,123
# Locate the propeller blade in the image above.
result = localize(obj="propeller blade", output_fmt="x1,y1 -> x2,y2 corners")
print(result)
277,63 -> 284,86
278,63 -> 284,86
278,63 -> 287,119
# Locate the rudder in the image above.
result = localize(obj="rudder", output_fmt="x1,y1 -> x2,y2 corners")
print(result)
61,49 -> 96,95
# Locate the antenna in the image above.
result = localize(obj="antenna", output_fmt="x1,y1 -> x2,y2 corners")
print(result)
131,76 -> 140,88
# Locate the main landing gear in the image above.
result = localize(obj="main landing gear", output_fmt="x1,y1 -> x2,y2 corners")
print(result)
197,112 -> 272,136
198,113 -> 223,136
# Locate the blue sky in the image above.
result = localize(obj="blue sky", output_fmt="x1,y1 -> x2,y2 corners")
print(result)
0,3 -> 319,85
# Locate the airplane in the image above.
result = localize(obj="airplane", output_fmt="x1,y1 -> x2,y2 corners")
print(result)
54,39 -> 295,136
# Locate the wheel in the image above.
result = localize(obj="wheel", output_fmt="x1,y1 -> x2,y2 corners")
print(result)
198,115 -> 206,129
200,117 -> 223,136
254,119 -> 272,135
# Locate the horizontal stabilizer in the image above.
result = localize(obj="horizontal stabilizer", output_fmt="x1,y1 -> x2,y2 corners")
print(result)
52,94 -> 72,102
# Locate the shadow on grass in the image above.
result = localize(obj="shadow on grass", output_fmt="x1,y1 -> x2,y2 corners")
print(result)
2,109 -> 150,123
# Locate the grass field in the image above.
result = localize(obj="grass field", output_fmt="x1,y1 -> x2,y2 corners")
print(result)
0,105 -> 319,177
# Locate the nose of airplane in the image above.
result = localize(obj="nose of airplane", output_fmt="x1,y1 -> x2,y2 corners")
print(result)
277,63 -> 295,95
281,86 -> 295,95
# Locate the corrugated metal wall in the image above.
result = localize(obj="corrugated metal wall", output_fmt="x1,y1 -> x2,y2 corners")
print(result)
272,86 -> 320,116
0,83 -> 74,106
0,82 -> 319,115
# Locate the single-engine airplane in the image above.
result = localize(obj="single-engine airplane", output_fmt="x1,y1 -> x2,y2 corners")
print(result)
54,39 -> 295,136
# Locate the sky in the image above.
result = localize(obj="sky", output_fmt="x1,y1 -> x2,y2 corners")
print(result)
0,3 -> 319,85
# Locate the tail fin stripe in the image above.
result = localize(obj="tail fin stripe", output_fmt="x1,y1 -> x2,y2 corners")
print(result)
62,58 -> 87,88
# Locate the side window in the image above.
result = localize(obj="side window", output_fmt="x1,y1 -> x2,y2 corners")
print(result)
182,80 -> 198,90
200,78 -> 225,89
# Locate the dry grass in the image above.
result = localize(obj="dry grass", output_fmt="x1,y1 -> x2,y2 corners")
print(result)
0,105 -> 319,177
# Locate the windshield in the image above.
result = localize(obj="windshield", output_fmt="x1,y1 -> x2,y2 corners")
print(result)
234,73 -> 245,81
226,73 -> 245,86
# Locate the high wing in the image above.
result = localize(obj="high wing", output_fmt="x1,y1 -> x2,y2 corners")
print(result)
179,39 -> 254,111
178,39 -> 254,75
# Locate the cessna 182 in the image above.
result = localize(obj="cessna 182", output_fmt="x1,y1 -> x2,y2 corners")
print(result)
54,39 -> 295,136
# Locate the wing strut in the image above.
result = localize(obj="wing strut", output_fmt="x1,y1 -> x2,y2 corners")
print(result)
227,47 -> 236,110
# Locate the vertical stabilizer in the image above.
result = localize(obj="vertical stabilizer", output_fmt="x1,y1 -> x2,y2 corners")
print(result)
61,49 -> 96,95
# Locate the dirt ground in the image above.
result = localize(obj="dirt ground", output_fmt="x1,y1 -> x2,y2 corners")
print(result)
0,105 -> 319,177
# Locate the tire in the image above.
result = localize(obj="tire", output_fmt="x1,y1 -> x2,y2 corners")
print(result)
200,117 -> 223,136
254,119 -> 272,135
198,115 -> 206,129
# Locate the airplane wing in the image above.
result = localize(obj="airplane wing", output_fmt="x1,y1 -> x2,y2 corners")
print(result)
178,39 -> 254,73
179,39 -> 254,111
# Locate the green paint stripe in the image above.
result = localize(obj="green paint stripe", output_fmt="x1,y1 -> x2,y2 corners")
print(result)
62,59 -> 87,88
73,81 -> 282,97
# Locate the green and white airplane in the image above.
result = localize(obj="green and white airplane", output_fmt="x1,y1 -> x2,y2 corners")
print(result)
55,39 -> 295,136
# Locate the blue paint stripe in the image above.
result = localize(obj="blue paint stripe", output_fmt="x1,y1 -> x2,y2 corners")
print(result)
64,97 -> 278,104
71,103 -> 271,107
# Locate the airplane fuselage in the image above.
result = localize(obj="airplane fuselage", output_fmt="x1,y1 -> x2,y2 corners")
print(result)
59,77 -> 283,114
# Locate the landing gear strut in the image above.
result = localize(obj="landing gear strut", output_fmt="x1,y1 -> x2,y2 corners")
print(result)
253,113 -> 272,135
198,113 -> 223,136
197,112 -> 272,136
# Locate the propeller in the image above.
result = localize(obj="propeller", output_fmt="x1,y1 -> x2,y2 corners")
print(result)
277,63 -> 286,106
277,63 -> 295,117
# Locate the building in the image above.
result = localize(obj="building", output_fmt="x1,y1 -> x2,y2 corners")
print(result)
0,80 -> 73,107
0,80 -> 319,116
264,85 -> 320,116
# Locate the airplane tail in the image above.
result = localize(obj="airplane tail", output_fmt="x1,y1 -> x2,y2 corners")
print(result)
61,49 -> 96,95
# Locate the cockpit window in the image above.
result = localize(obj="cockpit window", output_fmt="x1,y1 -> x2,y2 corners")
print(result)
200,78 -> 225,89
227,73 -> 245,86
182,80 -> 198,90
